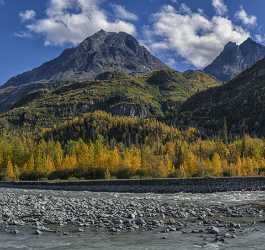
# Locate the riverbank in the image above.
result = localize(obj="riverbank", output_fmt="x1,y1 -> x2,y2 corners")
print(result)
0,189 -> 265,249
1,177 -> 265,193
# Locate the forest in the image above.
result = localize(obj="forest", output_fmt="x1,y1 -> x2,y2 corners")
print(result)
1,111 -> 265,181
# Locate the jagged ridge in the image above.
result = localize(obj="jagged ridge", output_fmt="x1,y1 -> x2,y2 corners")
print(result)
204,38 -> 265,82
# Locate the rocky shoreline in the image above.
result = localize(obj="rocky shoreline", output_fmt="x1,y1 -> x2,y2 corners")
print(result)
0,188 -> 265,248
2,177 -> 265,193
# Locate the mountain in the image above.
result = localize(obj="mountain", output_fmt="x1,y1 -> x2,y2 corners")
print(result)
4,30 -> 168,87
0,30 -> 220,130
0,70 -> 219,130
178,57 -> 265,136
204,38 -> 265,82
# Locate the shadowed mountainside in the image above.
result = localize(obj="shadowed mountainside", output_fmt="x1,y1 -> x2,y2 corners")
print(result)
179,57 -> 265,136
204,38 -> 265,82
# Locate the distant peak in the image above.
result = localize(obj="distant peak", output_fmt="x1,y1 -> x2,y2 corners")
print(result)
224,41 -> 237,50
80,29 -> 109,45
93,29 -> 108,36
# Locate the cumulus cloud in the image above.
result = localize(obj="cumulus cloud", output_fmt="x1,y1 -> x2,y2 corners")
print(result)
235,6 -> 257,26
212,0 -> 227,16
111,4 -> 138,21
19,10 -> 36,22
22,0 -> 136,46
146,5 -> 249,68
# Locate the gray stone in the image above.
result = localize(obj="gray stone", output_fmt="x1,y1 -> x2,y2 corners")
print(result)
207,226 -> 220,234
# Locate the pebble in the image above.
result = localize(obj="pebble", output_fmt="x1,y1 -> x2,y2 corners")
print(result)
207,226 -> 220,234
0,188 -> 262,244
35,230 -> 43,235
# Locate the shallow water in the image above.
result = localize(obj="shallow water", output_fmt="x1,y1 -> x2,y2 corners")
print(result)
1,227 -> 265,250
0,229 -> 221,250
1,189 -> 265,250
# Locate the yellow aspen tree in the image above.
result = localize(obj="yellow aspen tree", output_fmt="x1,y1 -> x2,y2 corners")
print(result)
240,158 -> 247,176
164,142 -> 176,159
233,157 -> 242,176
212,153 -> 222,176
95,146 -> 109,169
123,149 -> 132,170
129,148 -> 141,172
156,160 -> 167,178
22,154 -> 34,175
54,142 -> 64,169
164,155 -> 174,177
179,163 -> 187,178
76,142 -> 93,169
108,146 -> 120,171
185,151 -> 198,177
104,168 -> 111,179
14,165 -> 20,180
62,155 -> 77,170
5,160 -> 16,181
202,159 -> 211,177
45,155 -> 55,174
246,158 -> 256,176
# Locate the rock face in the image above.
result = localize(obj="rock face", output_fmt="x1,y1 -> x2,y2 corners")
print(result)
204,38 -> 265,82
179,57 -> 265,136
4,30 -> 168,87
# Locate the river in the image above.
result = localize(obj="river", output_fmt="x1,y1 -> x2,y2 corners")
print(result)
0,189 -> 265,249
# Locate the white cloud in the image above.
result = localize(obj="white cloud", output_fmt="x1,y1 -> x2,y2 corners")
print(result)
179,3 -> 191,14
19,10 -> 36,22
111,4 -> 138,21
212,0 -> 227,16
146,5 -> 249,68
255,34 -> 265,43
22,0 -> 136,46
14,31 -> 32,38
235,6 -> 257,26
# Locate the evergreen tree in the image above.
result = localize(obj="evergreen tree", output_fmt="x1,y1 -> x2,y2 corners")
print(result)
223,117 -> 228,144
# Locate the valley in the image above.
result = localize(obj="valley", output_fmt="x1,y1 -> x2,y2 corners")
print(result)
2,1 -> 265,249
0,30 -> 264,182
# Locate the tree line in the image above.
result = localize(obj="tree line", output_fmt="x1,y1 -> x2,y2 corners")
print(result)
0,111 -> 264,180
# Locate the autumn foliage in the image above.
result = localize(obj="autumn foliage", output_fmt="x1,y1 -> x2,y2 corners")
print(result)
1,112 -> 265,180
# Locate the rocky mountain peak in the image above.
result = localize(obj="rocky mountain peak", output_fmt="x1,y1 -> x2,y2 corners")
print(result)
204,38 -> 265,81
4,30 -> 169,87
223,41 -> 237,50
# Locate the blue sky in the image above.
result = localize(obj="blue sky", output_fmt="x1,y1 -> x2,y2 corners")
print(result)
0,0 -> 265,84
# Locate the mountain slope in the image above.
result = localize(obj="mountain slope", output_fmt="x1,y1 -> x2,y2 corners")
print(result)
204,38 -> 265,82
4,30 -> 168,87
0,70 -> 219,130
179,57 -> 265,136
